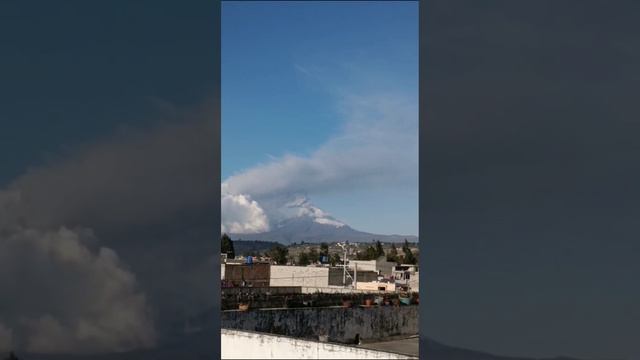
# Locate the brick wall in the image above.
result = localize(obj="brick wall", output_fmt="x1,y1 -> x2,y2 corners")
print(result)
224,263 -> 271,287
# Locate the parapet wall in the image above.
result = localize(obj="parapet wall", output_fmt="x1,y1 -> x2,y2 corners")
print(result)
270,265 -> 329,287
221,305 -> 419,344
222,329 -> 417,359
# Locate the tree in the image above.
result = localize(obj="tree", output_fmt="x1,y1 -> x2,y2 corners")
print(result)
308,247 -> 319,264
387,243 -> 399,263
298,252 -> 310,266
320,242 -> 329,257
374,240 -> 384,258
402,239 -> 417,265
246,250 -> 258,257
268,245 -> 289,265
330,252 -> 342,266
366,246 -> 377,260
221,233 -> 235,259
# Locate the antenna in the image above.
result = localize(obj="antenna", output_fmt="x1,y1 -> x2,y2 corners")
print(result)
336,242 -> 354,288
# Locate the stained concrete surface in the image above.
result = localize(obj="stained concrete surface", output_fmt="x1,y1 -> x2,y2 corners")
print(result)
221,305 -> 419,343
360,335 -> 419,358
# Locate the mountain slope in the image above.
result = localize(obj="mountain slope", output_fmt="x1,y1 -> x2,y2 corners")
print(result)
230,215 -> 417,245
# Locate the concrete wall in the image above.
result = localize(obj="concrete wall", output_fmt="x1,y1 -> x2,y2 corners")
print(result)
355,281 -> 395,292
408,272 -> 419,292
270,265 -> 329,288
222,329 -> 416,359
347,259 -> 377,272
222,286 -> 302,295
300,286 -> 392,294
348,257 -> 395,276
221,305 -> 419,343
328,267 -> 378,286
222,285 -> 395,297
264,265 -> 380,289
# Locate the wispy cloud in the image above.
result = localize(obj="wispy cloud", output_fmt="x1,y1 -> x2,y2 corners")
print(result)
222,91 -> 417,233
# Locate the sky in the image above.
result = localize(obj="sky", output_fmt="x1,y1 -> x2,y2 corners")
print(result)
221,1 -> 419,236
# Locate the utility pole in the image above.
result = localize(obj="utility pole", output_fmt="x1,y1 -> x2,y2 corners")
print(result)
354,262 -> 357,289
337,242 -> 347,286
337,242 -> 351,287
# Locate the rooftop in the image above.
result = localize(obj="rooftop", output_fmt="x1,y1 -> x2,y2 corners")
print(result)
359,335 -> 419,358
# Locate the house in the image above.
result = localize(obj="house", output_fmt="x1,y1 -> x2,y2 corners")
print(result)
222,261 -> 271,287
392,264 -> 418,291
347,256 -> 396,277
270,265 -> 330,288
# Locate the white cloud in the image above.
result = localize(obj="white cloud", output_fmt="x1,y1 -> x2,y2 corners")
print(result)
222,92 -> 417,233
221,192 -> 270,234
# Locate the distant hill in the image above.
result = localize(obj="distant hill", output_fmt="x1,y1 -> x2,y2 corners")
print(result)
229,215 -> 417,245
232,240 -> 284,256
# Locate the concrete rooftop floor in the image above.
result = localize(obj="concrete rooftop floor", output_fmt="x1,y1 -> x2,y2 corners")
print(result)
359,335 -> 419,358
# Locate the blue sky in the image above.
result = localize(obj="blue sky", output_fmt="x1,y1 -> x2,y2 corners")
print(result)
222,1 -> 418,236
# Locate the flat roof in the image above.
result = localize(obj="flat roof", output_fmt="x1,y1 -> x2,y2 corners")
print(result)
359,335 -> 419,358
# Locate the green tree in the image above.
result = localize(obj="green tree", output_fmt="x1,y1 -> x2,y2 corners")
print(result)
402,239 -> 417,265
320,242 -> 329,257
268,245 -> 289,265
374,240 -> 384,258
366,246 -> 377,260
308,247 -> 319,264
221,233 -> 235,259
387,243 -> 399,263
298,252 -> 310,266
330,252 -> 342,266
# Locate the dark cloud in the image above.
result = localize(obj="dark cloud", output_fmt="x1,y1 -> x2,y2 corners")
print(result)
0,224 -> 156,353
0,102 -> 218,354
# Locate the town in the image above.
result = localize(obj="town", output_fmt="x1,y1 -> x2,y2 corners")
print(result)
220,234 -> 420,359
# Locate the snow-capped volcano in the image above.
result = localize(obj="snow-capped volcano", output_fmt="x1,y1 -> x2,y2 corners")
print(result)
280,196 -> 346,228
229,196 -> 417,245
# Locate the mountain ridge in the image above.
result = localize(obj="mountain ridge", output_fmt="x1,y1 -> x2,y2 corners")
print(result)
229,214 -> 417,245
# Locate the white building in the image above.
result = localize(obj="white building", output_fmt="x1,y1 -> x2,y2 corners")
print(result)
270,265 -> 330,288
392,264 -> 419,291
347,256 -> 395,277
